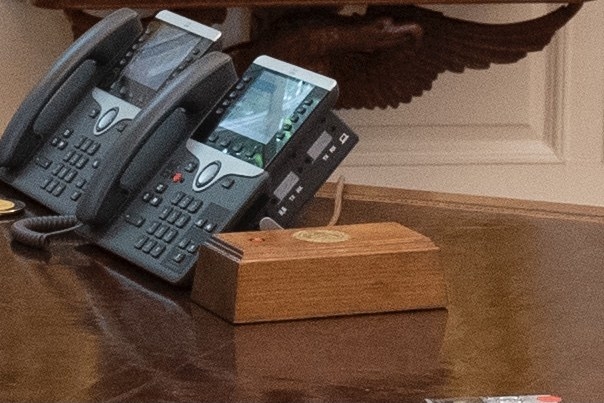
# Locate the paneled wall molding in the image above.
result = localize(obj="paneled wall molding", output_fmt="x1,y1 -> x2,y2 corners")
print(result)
338,4 -> 569,167
543,21 -> 567,161
341,131 -> 563,166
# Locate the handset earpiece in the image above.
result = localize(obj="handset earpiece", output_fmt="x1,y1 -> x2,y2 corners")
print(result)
0,8 -> 143,169
76,51 -> 238,226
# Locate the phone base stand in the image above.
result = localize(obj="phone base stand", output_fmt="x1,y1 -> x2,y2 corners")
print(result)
191,222 -> 447,324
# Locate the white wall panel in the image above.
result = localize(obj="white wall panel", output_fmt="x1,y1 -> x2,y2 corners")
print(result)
334,2 -> 604,207
0,0 -> 71,132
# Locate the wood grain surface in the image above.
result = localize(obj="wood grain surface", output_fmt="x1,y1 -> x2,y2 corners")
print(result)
1,181 -> 603,401
192,222 -> 446,323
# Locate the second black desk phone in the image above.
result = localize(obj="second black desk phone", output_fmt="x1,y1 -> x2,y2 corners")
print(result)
0,8 -> 358,284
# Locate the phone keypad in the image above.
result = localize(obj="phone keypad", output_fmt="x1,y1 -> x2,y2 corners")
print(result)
124,184 -> 225,273
39,127 -> 106,202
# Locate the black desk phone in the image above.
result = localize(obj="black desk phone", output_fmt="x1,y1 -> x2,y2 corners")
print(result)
0,8 -> 358,284
0,9 -> 230,216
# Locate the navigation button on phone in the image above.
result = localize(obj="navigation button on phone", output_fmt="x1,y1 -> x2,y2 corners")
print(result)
195,161 -> 221,189
96,107 -> 119,132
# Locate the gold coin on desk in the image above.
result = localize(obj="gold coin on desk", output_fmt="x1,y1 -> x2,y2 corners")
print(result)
0,198 -> 25,215
0,199 -> 15,211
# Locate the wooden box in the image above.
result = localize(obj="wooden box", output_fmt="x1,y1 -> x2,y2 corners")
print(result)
191,222 -> 447,324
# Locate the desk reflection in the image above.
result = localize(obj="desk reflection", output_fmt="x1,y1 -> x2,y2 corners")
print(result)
1,213 -> 447,401
6,183 -> 604,402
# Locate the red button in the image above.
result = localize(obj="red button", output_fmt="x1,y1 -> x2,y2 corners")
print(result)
172,172 -> 184,183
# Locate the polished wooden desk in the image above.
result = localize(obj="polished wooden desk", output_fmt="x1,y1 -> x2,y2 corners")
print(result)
1,182 -> 603,402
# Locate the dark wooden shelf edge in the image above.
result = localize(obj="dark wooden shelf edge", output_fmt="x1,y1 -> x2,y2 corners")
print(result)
31,0 -> 588,9
316,182 -> 604,222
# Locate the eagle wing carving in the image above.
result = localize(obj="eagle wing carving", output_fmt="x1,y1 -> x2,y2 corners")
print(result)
227,4 -> 582,109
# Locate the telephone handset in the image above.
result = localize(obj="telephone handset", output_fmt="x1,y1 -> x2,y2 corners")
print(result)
0,9 -> 227,218
77,51 -> 237,225
0,8 -> 142,168
72,55 -> 356,285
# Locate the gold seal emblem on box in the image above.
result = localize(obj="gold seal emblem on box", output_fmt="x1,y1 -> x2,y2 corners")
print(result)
292,229 -> 350,243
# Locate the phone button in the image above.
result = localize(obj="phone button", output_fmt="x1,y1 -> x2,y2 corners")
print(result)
96,107 -> 119,132
195,161 -> 221,189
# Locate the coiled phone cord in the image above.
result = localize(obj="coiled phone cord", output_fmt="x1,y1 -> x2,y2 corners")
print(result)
11,215 -> 82,249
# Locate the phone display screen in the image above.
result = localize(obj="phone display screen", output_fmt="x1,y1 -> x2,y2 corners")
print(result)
218,71 -> 314,144
123,24 -> 200,91
98,20 -> 209,107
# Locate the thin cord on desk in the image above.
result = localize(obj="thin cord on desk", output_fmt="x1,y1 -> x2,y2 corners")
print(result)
327,176 -> 346,226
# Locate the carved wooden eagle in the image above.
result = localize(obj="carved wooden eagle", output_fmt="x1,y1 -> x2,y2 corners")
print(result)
226,4 -> 582,109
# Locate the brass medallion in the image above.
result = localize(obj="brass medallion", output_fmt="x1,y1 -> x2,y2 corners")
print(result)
292,229 -> 350,244
0,199 -> 25,216
0,199 -> 15,211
